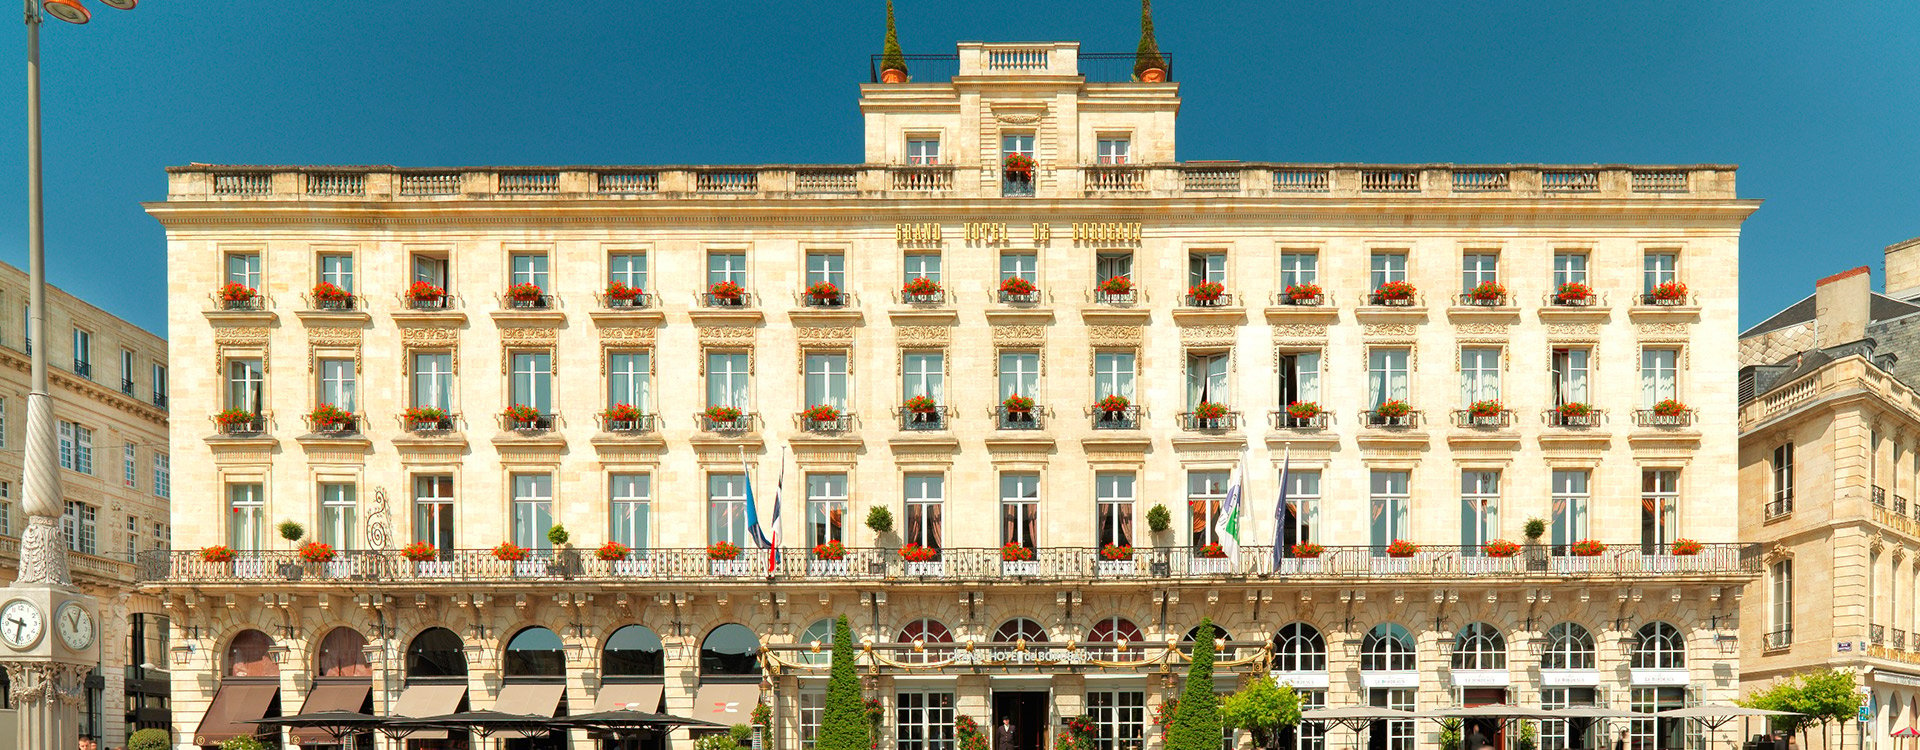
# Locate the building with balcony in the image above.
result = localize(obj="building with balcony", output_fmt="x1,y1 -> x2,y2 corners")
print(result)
0,261 -> 172,747
145,29 -> 1757,750
1738,239 -> 1920,750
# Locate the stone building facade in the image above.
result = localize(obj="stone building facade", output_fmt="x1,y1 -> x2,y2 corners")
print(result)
0,261 -> 172,747
1738,240 -> 1920,750
144,41 -> 1756,750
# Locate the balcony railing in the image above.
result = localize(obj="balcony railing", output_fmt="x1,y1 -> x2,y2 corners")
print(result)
1633,409 -> 1697,428
120,378 -> 135,396
997,289 -> 1042,305
1366,293 -> 1419,307
1452,409 -> 1514,429
599,414 -> 658,434
699,293 -> 753,309
898,289 -> 947,306
797,412 -> 854,434
1898,496 -> 1911,516
402,414 -> 458,434
1272,411 -> 1329,430
1897,629 -> 1908,651
1092,288 -> 1137,306
1177,411 -> 1240,431
1361,410 -> 1421,428
1763,628 -> 1792,650
1275,292 -> 1328,307
152,392 -> 168,409
503,413 -> 557,432
800,291 -> 854,309
215,415 -> 266,436
1544,408 -> 1605,428
1763,497 -> 1793,520
602,293 -> 655,310
218,296 -> 265,312
995,406 -> 1043,431
71,360 -> 91,379
307,295 -> 359,312
1090,406 -> 1140,430
1872,624 -> 1886,646
1182,293 -> 1234,308
1633,293 -> 1694,307
699,412 -> 755,434
405,294 -> 457,311
1454,293 -> 1509,307
1002,176 -> 1035,198
138,542 -> 1761,585
303,415 -> 360,435
899,407 -> 950,431
1547,293 -> 1599,307
504,294 -> 556,310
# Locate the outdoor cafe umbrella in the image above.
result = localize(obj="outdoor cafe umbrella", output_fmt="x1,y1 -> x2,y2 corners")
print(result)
1304,705 -> 1420,750
557,709 -> 729,750
384,709 -> 561,740
249,710 -> 384,744
1658,705 -> 1802,750
1417,704 -> 1560,750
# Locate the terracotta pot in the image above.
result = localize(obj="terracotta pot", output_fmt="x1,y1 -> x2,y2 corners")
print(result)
881,68 -> 908,84
1139,68 -> 1166,83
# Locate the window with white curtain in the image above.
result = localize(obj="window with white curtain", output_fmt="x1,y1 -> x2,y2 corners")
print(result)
1087,691 -> 1145,750
1554,252 -> 1588,287
1096,137 -> 1131,165
1096,253 -> 1133,285
903,352 -> 944,403
319,483 -> 356,549
1000,252 -> 1037,284
510,352 -> 552,413
905,475 -> 943,549
610,474 -> 650,551
1641,348 -> 1678,406
1551,470 -> 1589,554
1551,348 -> 1590,405
906,137 -> 941,165
1641,470 -> 1680,552
1643,251 -> 1678,293
1188,252 -> 1227,286
804,353 -> 848,409
706,352 -> 749,409
1096,473 -> 1134,549
512,474 -> 554,550
1094,352 -> 1136,400
1281,471 -> 1320,551
707,252 -> 747,287
226,358 -> 264,412
1188,471 -> 1230,548
1460,471 -> 1499,553
805,252 -> 845,289
1369,252 -> 1408,288
1279,351 -> 1321,406
228,483 -> 265,550
510,253 -> 550,289
1367,349 -> 1410,407
708,474 -> 749,547
413,475 -> 455,551
1280,252 -> 1318,288
318,358 -> 356,411
608,252 -> 647,290
806,474 -> 846,548
1460,348 -> 1501,405
999,352 -> 1040,400
1186,352 -> 1230,408
411,253 -> 448,289
225,252 -> 261,289
1769,560 -> 1793,638
412,352 -> 453,410
608,352 -> 651,411
1771,444 -> 1795,512
1369,471 -> 1410,551
895,692 -> 956,750
999,473 -> 1039,549
153,453 -> 169,499
1461,253 -> 1499,290
903,253 -> 941,283
319,253 -> 354,292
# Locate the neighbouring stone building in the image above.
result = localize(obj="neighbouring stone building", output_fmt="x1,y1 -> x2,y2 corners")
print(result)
143,29 -> 1758,750
0,261 -> 172,747
1738,237 -> 1920,750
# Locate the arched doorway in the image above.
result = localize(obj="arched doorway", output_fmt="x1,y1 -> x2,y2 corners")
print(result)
193,629 -> 281,747
294,627 -> 374,749
694,624 -> 763,728
396,627 -> 471,750
1272,623 -> 1329,750
596,624 -> 668,750
501,627 -> 569,750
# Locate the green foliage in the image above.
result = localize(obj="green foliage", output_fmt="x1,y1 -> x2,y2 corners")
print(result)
1147,504 -> 1172,532
1134,0 -> 1166,77
1523,517 -> 1547,540
1222,677 -> 1301,750
547,523 -> 570,547
130,729 -> 172,750
881,0 -> 908,75
277,520 -> 305,542
1437,719 -> 1462,750
697,732 -> 744,750
1168,619 -> 1222,750
220,738 -> 269,750
730,724 -> 756,745
866,505 -> 895,534
820,616 -> 869,750
1514,720 -> 1536,750
1741,668 -> 1863,735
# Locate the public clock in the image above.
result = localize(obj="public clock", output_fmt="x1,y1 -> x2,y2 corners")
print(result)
55,601 -> 94,651
0,599 -> 44,649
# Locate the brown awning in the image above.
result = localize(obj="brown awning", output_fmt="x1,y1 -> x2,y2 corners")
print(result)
494,682 -> 568,739
595,683 -> 664,713
290,681 -> 372,744
692,683 -> 761,725
391,682 -> 468,740
194,682 -> 280,746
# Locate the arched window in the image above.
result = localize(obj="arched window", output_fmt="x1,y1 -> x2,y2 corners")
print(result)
603,625 -> 665,679
701,623 -> 761,678
795,619 -> 835,666
1184,624 -> 1237,659
226,630 -> 277,678
897,619 -> 954,665
405,627 -> 467,679
1451,623 -> 1506,671
1632,622 -> 1686,669
1272,623 -> 1326,673
994,618 -> 1049,643
505,627 -> 564,678
1359,624 -> 1415,672
1541,623 -> 1596,671
1087,617 -> 1145,662
315,627 -> 371,678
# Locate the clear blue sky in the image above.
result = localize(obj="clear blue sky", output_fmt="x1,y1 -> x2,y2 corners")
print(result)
0,0 -> 1914,336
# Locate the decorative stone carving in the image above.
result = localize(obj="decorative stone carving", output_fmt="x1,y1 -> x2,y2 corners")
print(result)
1272,324 -> 1329,341
795,326 -> 856,347
600,326 -> 656,347
214,327 -> 270,347
994,111 -> 1046,124
1455,322 -> 1509,338
1636,322 -> 1691,341
1547,323 -> 1602,341
698,326 -> 757,347
4,661 -> 91,707
401,328 -> 460,348
896,326 -> 952,347
14,516 -> 68,586
500,327 -> 558,348
307,327 -> 361,347
1363,324 -> 1418,340
1086,325 -> 1141,347
993,325 -> 1046,346
1180,325 -> 1235,347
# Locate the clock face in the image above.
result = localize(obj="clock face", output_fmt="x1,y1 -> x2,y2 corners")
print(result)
0,599 -> 43,649
56,602 -> 93,651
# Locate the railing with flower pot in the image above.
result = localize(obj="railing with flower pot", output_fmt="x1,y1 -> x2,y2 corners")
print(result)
598,407 -> 658,434
699,407 -> 755,433
1368,282 -> 1419,307
305,405 -> 360,435
1178,405 -> 1239,431
602,283 -> 653,309
1089,399 -> 1140,430
401,408 -> 457,433
997,278 -> 1041,305
1278,285 -> 1327,307
1000,544 -> 1040,576
1453,402 -> 1513,429
1275,403 -> 1328,430
403,283 -> 455,311
1634,403 -> 1696,428
1183,283 -> 1231,308
1544,405 -> 1604,428
216,284 -> 266,312
138,542 -> 1761,584
798,406 -> 853,433
1093,278 -> 1136,305
996,397 -> 1042,430
504,284 -> 554,310
801,283 -> 851,309
1002,154 -> 1036,197
1362,402 -> 1418,428
214,410 -> 267,436
898,278 -> 947,306
1637,283 -> 1691,307
307,283 -> 358,312
1457,283 -> 1509,307
1549,283 -> 1598,307
700,282 -> 751,308
500,406 -> 555,432
898,404 -> 950,431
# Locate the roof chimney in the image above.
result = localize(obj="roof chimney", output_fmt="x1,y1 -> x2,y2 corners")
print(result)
1814,266 -> 1872,349
1886,236 -> 1920,302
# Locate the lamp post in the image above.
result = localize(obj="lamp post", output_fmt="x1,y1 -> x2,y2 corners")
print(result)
7,4 -> 138,749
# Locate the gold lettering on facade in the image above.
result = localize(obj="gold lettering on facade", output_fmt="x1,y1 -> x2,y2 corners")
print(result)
1072,222 -> 1143,244
964,223 -> 1008,244
1032,223 -> 1051,243
897,222 -> 944,244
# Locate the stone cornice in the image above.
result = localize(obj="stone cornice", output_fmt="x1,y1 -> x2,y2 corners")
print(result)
0,347 -> 169,428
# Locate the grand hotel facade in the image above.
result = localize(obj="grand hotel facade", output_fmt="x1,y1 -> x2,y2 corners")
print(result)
144,41 -> 1759,750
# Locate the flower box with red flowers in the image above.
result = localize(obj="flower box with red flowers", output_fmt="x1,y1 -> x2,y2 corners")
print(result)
1003,153 -> 1036,178
219,283 -> 258,304
1558,402 -> 1592,418
706,542 -> 741,561
1466,281 -> 1507,304
200,545 -> 236,563
1284,283 -> 1324,304
903,395 -> 938,415
507,282 -> 545,303
503,404 -> 545,428
1192,401 -> 1229,421
1482,540 -> 1522,558
1286,401 -> 1322,420
299,541 -> 337,563
898,543 -> 938,563
1373,280 -> 1417,304
1095,395 -> 1131,414
863,698 -> 886,724
902,277 -> 943,300
703,405 -> 743,423
998,276 -> 1038,302
1187,281 -> 1226,304
309,403 -> 356,432
707,280 -> 745,303
401,542 -> 438,562
216,408 -> 260,429
407,281 -> 447,305
1651,399 -> 1689,417
803,404 -> 841,425
805,281 -> 842,304
812,541 -> 847,560
1097,276 -> 1133,295
1571,539 -> 1607,557
1197,543 -> 1228,559
1671,538 -> 1705,556
1002,395 -> 1035,414
606,281 -> 645,306
1289,543 -> 1325,558
1467,399 -> 1504,420
492,542 -> 530,561
404,406 -> 451,431
596,541 -> 631,561
602,403 -> 644,424
1100,544 -> 1134,561
311,282 -> 353,308
1385,539 -> 1420,558
1001,544 -> 1035,562
1649,281 -> 1688,304
1555,282 -> 1594,305
1375,399 -> 1412,419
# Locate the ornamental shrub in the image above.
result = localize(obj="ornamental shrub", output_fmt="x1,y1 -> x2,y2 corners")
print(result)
1168,619 -> 1222,750
130,729 -> 171,750
278,520 -> 305,542
548,524 -> 570,547
865,506 -> 895,534
819,616 -> 868,750
1147,504 -> 1172,532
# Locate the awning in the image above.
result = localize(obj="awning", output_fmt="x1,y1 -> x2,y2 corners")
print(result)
194,682 -> 280,746
596,683 -> 664,713
392,683 -> 469,740
291,683 -> 372,744
493,683 -> 568,739
692,683 -> 762,725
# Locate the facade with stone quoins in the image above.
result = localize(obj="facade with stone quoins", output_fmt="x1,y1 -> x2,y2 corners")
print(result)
144,38 -> 1758,750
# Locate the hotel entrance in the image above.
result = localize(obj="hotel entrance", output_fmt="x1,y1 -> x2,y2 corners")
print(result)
992,691 -> 1049,750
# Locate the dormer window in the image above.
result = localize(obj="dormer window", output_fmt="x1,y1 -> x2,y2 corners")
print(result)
907,137 -> 941,165
1097,136 -> 1131,165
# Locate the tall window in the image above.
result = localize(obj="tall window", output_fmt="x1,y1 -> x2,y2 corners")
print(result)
806,474 -> 846,548
1001,133 -> 1034,160
805,353 -> 849,409
609,474 -> 650,552
1279,252 -> 1318,289
1280,471 -> 1320,552
1461,253 -> 1499,290
153,453 -> 169,499
72,328 -> 91,376
413,475 -> 454,551
510,352 -> 552,413
1460,472 -> 1499,553
1642,470 -> 1680,553
1541,623 -> 1596,670
1094,352 -> 1136,400
1096,474 -> 1135,549
1550,470 -> 1590,554
1769,560 -> 1793,639
708,474 -> 750,547
608,252 -> 647,290
904,475 -> 943,550
805,252 -> 845,290
412,352 -> 453,410
125,516 -> 137,562
1771,443 -> 1795,513
1189,251 -> 1227,286
152,363 -> 168,405
1641,348 -> 1678,406
1000,252 -> 1038,286
225,252 -> 262,289
1643,251 -> 1678,293
511,474 -> 554,550
608,351 -> 651,412
1460,348 -> 1500,405
226,358 -> 264,412
1553,252 -> 1588,287
1370,471 -> 1410,551
1000,473 -> 1039,550
1367,349 -> 1410,407
0,397 -> 7,448
57,421 -> 92,475
1186,352 -> 1230,408
318,253 -> 354,292
1087,691 -> 1145,750
510,253 -> 550,290
119,349 -> 134,390
1188,471 -> 1229,548
999,352 -> 1040,401
122,445 -> 136,488
1551,348 -> 1591,406
1096,252 -> 1133,286
895,692 -> 956,750
903,352 -> 944,403
707,251 -> 747,287
318,483 -> 356,549
906,137 -> 940,165
62,501 -> 96,555
903,253 -> 941,284
411,253 -> 449,289
318,358 -> 356,411
228,483 -> 265,550
1369,252 -> 1408,288
1279,352 -> 1322,407
1096,137 -> 1131,165
706,352 -> 749,409
800,692 -> 826,750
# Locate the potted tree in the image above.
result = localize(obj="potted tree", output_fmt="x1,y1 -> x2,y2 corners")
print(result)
865,506 -> 895,574
275,521 -> 307,579
1523,517 -> 1549,572
549,524 -> 580,579
1133,0 -> 1167,82
878,0 -> 909,83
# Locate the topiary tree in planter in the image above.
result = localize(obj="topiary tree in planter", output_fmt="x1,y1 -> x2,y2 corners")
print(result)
1523,517 -> 1549,571
1168,618 -> 1223,750
278,520 -> 305,543
880,0 -> 909,81
1147,504 -> 1172,534
1134,0 -> 1167,80
130,729 -> 171,750
820,616 -> 868,750
866,506 -> 895,535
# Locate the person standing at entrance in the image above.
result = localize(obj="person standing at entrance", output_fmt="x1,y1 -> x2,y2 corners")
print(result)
999,718 -> 1018,750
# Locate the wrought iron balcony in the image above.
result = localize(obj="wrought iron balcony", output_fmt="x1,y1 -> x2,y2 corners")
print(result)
699,292 -> 752,309
1361,410 -> 1421,428
1092,288 -> 1137,306
120,378 -> 135,396
1275,291 -> 1328,307
1182,292 -> 1233,308
1872,624 -> 1886,646
502,412 -> 557,432
214,414 -> 266,436
898,288 -> 946,306
1272,410 -> 1329,430
800,291 -> 853,309
402,413 -> 458,434
1452,409 -> 1514,429
303,414 -> 360,435
603,293 -> 655,310
599,413 -> 658,434
308,294 -> 359,312
1544,408 -> 1605,428
405,294 -> 456,311
797,412 -> 854,434
1634,293 -> 1693,307
898,406 -> 950,431
698,411 -> 755,434
1177,410 -> 1239,431
152,392 -> 168,409
1454,293 -> 1509,307
71,360 -> 91,379
1090,405 -> 1140,430
1873,486 -> 1887,507
1763,497 -> 1793,520
1633,409 -> 1697,428
505,293 -> 556,310
1763,628 -> 1792,650
995,405 -> 1044,431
